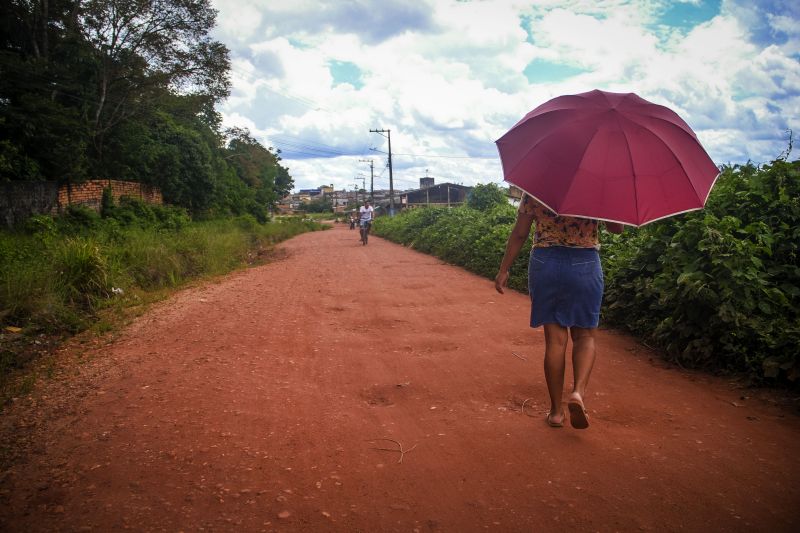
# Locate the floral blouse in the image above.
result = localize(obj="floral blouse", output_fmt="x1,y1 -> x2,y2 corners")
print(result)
518,194 -> 599,249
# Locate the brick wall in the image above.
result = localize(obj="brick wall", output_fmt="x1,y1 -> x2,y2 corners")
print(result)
1,180 -> 163,227
59,180 -> 163,211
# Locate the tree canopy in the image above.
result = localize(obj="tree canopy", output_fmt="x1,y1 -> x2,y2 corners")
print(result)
467,183 -> 507,211
0,0 -> 292,218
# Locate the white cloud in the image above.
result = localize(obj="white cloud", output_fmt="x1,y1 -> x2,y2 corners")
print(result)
211,0 -> 799,192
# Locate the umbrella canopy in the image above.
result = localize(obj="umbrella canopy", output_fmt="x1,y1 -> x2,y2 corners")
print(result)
495,89 -> 719,227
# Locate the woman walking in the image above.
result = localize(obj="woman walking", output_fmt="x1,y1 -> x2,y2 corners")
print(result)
495,194 -> 623,429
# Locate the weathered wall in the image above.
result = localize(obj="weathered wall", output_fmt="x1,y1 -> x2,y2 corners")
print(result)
0,181 -> 59,227
1,180 -> 163,227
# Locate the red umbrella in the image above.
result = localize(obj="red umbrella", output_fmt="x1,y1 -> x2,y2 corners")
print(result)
495,89 -> 719,227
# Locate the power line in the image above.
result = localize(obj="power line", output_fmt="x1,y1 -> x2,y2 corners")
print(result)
393,151 -> 495,159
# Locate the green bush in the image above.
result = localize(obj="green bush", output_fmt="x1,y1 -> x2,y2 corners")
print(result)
60,204 -> 102,233
602,160 -> 799,382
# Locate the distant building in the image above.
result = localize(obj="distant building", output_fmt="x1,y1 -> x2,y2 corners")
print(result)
297,188 -> 322,201
400,183 -> 472,209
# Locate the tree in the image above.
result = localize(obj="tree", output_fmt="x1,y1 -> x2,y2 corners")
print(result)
0,1 -> 293,222
0,2 -> 95,181
300,197 -> 333,213
78,0 -> 230,161
224,127 -> 294,213
467,183 -> 507,211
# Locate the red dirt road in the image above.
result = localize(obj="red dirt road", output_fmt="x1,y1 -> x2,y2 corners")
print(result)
1,223 -> 799,532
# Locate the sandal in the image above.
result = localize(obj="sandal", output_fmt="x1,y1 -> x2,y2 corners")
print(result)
567,394 -> 589,429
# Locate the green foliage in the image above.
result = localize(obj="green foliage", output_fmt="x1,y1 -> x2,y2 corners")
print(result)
1,1 -> 292,218
101,187 -> 115,217
602,160 -> 800,383
60,205 -> 102,232
467,183 -> 507,211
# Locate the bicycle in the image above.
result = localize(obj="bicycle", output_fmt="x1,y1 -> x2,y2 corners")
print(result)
359,220 -> 371,245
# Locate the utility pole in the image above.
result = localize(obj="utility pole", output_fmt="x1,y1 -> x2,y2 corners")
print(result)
370,128 -> 394,215
359,158 -> 374,203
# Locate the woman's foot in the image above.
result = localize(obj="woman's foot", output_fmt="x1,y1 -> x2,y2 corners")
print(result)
546,410 -> 565,428
567,392 -> 589,429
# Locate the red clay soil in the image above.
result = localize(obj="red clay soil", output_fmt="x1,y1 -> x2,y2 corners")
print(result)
1,223 -> 799,532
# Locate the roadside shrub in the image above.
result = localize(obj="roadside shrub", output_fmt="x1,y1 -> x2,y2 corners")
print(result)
151,204 -> 191,231
234,214 -> 260,232
113,196 -> 158,226
373,207 -> 449,246
59,204 -> 102,233
23,214 -> 58,240
602,160 -> 799,382
54,238 -> 110,309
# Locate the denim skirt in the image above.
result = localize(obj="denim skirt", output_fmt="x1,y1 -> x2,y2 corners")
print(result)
528,246 -> 604,328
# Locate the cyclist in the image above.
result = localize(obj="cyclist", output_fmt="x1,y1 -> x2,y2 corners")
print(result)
359,200 -> 374,245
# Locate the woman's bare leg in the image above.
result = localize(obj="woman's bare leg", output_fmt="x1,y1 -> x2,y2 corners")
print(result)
569,327 -> 596,398
565,327 -> 596,429
543,323 -> 569,424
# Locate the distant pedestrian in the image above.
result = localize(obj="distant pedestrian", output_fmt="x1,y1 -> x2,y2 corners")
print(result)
495,194 -> 623,429
359,200 -> 374,245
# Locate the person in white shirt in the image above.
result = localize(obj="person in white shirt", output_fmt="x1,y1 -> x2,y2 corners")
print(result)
359,200 -> 374,244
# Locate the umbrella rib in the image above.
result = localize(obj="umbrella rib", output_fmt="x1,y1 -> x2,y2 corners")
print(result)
497,110 -> 591,181
622,112 -> 714,201
559,126 -> 604,217
617,116 -> 640,225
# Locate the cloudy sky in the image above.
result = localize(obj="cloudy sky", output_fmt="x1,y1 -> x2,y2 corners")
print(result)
210,0 -> 799,193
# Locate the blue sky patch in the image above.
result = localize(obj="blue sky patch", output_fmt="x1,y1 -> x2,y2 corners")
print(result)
523,59 -> 587,83
657,0 -> 721,31
288,37 -> 309,50
520,14 -> 536,44
329,60 -> 364,89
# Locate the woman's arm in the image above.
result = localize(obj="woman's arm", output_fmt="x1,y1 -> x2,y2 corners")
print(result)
495,211 -> 534,294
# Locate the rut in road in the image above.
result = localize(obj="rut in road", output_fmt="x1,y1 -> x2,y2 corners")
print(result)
1,223 -> 798,532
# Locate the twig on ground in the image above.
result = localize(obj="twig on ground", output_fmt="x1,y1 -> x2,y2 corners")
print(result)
366,438 -> 418,464
520,397 -> 535,416
511,351 -> 527,361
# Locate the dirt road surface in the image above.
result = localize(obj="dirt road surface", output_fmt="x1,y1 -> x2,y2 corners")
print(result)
1,223 -> 798,532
